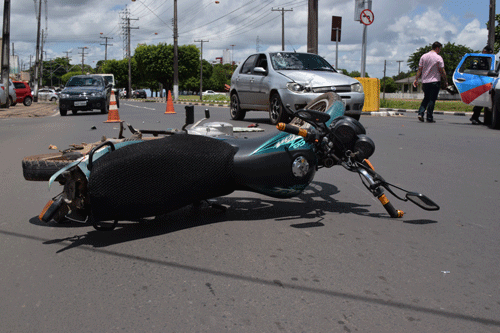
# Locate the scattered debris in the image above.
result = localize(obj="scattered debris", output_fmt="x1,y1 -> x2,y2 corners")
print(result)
48,145 -> 57,150
90,126 -> 97,130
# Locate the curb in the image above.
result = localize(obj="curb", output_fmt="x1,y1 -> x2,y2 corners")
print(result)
365,108 -> 473,117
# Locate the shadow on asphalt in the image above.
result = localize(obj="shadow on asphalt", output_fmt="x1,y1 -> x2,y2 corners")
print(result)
33,181 -> 391,252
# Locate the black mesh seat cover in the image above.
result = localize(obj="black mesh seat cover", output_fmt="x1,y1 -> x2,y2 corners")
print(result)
88,134 -> 237,221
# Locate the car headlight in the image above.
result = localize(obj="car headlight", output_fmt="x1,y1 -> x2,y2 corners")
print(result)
351,83 -> 363,93
60,93 -> 69,98
286,82 -> 311,93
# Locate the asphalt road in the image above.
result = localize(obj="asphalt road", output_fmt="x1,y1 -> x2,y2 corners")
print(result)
1,101 -> 499,332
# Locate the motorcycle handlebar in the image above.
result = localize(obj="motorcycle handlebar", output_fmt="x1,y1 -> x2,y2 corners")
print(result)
277,123 -> 314,141
357,165 -> 404,218
378,193 -> 404,218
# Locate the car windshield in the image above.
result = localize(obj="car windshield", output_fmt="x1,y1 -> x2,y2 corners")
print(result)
66,77 -> 103,87
270,53 -> 336,72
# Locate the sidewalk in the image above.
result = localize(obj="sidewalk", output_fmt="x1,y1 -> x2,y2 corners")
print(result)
0,102 -> 58,119
369,108 -> 473,117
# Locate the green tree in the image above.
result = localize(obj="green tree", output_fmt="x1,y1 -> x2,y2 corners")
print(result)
133,43 -> 200,92
380,77 -> 398,93
494,14 -> 500,53
102,58 -> 138,89
61,71 -> 84,85
407,42 -> 474,86
40,57 -> 71,87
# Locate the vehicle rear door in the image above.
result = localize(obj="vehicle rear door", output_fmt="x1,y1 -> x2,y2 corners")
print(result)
13,82 -> 28,102
453,53 -> 496,107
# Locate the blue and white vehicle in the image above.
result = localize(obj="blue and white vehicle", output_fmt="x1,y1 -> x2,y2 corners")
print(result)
453,53 -> 500,128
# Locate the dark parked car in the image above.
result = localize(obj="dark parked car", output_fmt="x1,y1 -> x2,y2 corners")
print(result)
133,89 -> 147,98
13,81 -> 33,106
59,75 -> 111,116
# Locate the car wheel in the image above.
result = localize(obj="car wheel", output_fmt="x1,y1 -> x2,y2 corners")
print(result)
50,97 -> 57,102
101,102 -> 108,114
484,107 -> 492,126
72,110 -> 78,115
10,97 -> 16,106
490,93 -> 500,129
230,93 -> 246,120
269,93 -> 287,125
23,96 -> 33,106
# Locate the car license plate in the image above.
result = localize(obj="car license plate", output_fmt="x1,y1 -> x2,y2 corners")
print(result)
74,101 -> 87,106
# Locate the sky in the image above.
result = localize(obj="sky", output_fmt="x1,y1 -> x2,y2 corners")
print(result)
1,0 -> 495,80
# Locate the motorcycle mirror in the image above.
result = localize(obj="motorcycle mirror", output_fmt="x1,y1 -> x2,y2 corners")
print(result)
406,192 -> 440,211
185,105 -> 195,125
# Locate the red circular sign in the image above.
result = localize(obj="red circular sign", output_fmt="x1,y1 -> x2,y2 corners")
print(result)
360,9 -> 374,26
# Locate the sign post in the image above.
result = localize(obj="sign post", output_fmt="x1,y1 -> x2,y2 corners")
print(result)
355,0 -> 373,78
331,16 -> 342,69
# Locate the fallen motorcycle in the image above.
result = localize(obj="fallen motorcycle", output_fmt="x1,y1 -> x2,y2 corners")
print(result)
22,92 -> 439,231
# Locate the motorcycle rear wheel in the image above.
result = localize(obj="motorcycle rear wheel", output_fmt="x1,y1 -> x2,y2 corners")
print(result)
22,152 -> 82,181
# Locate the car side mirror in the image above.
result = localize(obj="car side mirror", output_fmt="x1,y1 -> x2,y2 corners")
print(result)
487,70 -> 498,77
254,67 -> 267,74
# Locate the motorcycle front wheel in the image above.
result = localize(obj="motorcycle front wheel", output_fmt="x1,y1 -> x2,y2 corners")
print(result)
22,152 -> 82,181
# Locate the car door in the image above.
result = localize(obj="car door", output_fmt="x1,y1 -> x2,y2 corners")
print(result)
251,54 -> 271,107
233,54 -> 258,106
453,53 -> 496,107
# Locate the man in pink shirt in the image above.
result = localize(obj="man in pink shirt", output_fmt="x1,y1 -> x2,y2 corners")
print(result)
413,42 -> 447,123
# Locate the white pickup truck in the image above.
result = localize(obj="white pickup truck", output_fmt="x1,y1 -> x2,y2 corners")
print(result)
453,53 -> 500,129
94,74 -> 120,108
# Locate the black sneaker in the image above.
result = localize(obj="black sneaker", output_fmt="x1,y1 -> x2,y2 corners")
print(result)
418,115 -> 424,122
426,119 -> 436,123
471,118 -> 483,125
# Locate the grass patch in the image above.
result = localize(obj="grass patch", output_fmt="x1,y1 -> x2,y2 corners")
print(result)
179,95 -> 229,103
380,99 -> 474,112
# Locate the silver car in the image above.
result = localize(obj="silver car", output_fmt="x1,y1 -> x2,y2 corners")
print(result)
230,52 -> 364,124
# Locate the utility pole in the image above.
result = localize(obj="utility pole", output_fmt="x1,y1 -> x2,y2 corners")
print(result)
396,60 -> 403,75
78,47 -> 88,74
100,34 -> 113,62
34,0 -> 42,102
121,10 -> 138,98
382,60 -> 387,100
173,0 -> 179,100
307,0 -> 318,54
1,0 -> 10,108
230,44 -> 235,65
488,0 -> 496,50
40,29 -> 44,89
64,50 -> 71,72
195,39 -> 208,101
272,7 -> 293,51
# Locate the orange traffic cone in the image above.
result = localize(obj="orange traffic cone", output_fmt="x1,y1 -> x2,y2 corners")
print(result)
165,90 -> 176,114
104,90 -> 122,123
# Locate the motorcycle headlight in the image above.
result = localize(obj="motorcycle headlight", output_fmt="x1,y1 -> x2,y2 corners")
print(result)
287,82 -> 311,93
351,83 -> 363,93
